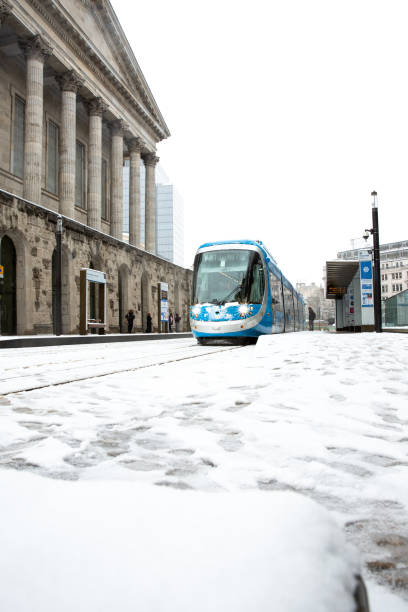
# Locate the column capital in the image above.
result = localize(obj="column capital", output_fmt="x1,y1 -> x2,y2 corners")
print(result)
21,34 -> 52,62
128,137 -> 144,154
0,0 -> 11,25
143,151 -> 160,167
88,96 -> 108,117
111,118 -> 128,137
57,69 -> 83,93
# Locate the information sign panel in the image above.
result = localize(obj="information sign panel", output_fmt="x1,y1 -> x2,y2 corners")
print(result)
85,268 -> 106,284
160,282 -> 169,322
360,260 -> 373,307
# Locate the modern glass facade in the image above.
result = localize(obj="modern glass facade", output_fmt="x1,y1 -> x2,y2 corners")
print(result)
383,289 -> 408,327
122,161 -> 184,267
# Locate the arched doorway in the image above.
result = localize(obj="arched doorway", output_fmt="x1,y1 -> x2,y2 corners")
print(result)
89,261 -> 96,321
52,246 -> 72,334
118,269 -> 123,332
52,249 -> 58,334
118,264 -> 129,333
141,270 -> 150,332
0,236 -> 17,335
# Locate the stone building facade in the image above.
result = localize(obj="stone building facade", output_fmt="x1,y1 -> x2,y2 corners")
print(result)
0,0 -> 192,334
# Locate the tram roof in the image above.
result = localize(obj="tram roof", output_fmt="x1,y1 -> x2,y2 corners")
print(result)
197,240 -> 277,263
198,240 -> 268,249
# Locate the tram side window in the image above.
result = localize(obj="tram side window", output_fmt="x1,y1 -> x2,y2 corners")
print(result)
249,256 -> 265,303
294,300 -> 299,329
284,286 -> 293,325
269,272 -> 283,312
297,301 -> 301,329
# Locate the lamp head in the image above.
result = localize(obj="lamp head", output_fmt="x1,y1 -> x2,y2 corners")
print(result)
371,190 -> 378,208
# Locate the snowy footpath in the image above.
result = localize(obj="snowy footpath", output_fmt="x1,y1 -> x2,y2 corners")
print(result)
0,332 -> 407,611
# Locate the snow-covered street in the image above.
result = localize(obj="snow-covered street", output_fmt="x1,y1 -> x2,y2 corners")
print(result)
1,332 -> 408,611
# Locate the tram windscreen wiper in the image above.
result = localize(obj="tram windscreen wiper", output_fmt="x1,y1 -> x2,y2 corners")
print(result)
217,283 -> 243,305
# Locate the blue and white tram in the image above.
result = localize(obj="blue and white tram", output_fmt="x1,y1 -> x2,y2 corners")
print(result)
190,240 -> 305,344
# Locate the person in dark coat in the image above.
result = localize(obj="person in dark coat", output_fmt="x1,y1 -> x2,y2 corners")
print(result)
146,312 -> 152,333
308,307 -> 316,331
125,309 -> 135,333
168,312 -> 174,332
175,312 -> 181,332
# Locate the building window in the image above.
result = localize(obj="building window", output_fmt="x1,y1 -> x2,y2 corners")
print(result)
399,272 -> 402,279
101,159 -> 108,220
12,95 -> 25,178
392,273 -> 395,279
47,120 -> 59,194
75,141 -> 86,208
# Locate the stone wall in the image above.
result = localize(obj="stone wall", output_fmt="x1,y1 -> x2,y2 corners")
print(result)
0,191 -> 193,335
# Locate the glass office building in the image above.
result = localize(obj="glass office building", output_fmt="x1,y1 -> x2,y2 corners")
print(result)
123,161 -> 184,267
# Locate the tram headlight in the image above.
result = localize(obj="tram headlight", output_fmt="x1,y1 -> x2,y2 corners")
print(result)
192,306 -> 200,317
239,304 -> 249,317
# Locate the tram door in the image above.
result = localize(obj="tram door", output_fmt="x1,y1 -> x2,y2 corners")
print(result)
0,236 -> 17,335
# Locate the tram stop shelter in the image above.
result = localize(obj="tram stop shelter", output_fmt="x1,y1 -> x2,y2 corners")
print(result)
326,253 -> 375,332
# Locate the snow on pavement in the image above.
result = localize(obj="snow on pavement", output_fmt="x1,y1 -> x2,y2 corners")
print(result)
1,469 -> 364,612
1,331 -> 408,610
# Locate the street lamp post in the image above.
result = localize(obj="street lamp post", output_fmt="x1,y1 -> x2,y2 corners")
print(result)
55,215 -> 63,336
370,191 -> 382,333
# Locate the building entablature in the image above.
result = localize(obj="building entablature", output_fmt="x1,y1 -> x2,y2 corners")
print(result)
2,0 -> 169,148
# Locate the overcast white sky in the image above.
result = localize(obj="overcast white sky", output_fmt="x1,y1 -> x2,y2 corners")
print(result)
111,0 -> 408,284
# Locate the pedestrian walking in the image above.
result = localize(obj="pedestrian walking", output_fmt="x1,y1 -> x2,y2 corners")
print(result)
308,307 -> 316,331
168,312 -> 174,332
125,309 -> 135,333
175,312 -> 181,332
146,312 -> 152,333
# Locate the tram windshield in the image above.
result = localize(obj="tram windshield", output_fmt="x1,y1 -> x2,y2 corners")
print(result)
192,249 -> 265,305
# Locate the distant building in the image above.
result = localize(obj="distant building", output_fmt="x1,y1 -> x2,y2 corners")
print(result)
337,240 -> 408,300
296,282 -> 335,324
123,163 -> 184,266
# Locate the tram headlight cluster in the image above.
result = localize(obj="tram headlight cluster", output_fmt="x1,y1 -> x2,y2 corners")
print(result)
192,306 -> 200,319
239,304 -> 249,317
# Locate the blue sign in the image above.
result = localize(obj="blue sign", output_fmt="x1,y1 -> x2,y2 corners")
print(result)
360,260 -> 373,308
360,260 -> 372,280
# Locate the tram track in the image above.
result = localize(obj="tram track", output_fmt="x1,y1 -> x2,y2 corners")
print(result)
0,343 -> 243,396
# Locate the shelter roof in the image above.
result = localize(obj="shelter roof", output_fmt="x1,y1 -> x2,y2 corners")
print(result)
326,260 -> 359,299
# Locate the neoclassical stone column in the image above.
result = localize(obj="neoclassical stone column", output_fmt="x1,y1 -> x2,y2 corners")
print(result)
110,119 -> 126,240
143,151 -> 159,253
58,70 -> 83,218
87,97 -> 107,230
0,0 -> 11,25
22,35 -> 52,204
128,137 -> 142,247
